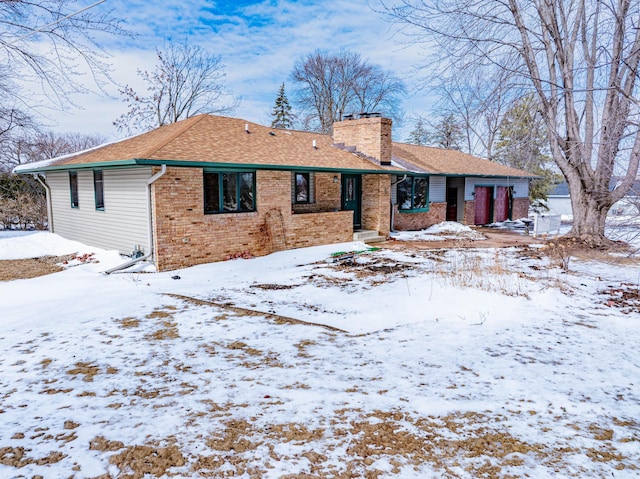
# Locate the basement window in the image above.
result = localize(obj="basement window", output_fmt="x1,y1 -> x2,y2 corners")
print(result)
204,171 -> 256,214
69,171 -> 79,208
94,170 -> 104,210
397,176 -> 429,212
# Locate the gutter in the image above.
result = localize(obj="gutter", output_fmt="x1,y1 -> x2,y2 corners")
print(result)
34,174 -> 53,233
146,164 -> 167,266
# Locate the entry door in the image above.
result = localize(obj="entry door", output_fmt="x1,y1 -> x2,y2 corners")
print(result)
474,186 -> 493,225
341,174 -> 362,229
446,187 -> 458,221
495,186 -> 512,222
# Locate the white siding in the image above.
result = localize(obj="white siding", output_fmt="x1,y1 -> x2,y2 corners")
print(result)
464,177 -> 529,200
47,168 -> 152,255
429,176 -> 446,202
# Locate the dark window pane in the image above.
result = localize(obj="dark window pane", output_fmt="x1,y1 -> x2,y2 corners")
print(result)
69,171 -> 79,208
295,173 -> 309,203
414,177 -> 428,209
397,177 -> 412,210
204,173 -> 220,213
94,170 -> 104,210
223,173 -> 237,211
346,177 -> 356,201
239,173 -> 254,211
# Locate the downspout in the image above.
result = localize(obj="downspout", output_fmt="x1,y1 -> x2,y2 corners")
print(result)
146,164 -> 167,265
34,174 -> 53,232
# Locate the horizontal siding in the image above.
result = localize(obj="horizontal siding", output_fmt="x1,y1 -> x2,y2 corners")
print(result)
429,176 -> 446,202
47,168 -> 151,255
464,177 -> 529,201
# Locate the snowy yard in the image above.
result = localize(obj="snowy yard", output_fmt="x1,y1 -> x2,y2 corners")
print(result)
1,229 -> 639,478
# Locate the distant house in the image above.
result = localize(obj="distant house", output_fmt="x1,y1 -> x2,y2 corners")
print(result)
16,113 -> 535,271
547,179 -> 640,218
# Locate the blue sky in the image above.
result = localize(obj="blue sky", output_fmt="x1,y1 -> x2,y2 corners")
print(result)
46,0 -> 433,140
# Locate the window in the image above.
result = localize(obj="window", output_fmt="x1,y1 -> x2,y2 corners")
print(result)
292,172 -> 315,204
397,176 -> 429,211
295,172 -> 310,203
93,170 -> 104,210
204,171 -> 255,214
69,171 -> 79,208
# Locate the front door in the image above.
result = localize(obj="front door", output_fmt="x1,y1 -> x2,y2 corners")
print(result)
446,187 -> 458,221
474,186 -> 493,225
341,174 -> 362,229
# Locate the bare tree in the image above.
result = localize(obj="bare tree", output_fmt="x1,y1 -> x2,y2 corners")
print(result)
430,68 -> 518,159
291,50 -> 405,133
0,0 -> 127,108
384,0 -> 640,245
114,41 -> 237,134
1,130 -> 106,173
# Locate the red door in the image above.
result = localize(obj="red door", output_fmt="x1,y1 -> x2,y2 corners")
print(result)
474,186 -> 492,225
495,186 -> 511,222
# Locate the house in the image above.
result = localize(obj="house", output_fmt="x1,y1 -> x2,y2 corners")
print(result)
547,179 -> 640,218
16,113 -> 535,271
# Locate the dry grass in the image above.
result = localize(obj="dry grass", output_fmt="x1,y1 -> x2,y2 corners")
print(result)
0,255 -> 70,281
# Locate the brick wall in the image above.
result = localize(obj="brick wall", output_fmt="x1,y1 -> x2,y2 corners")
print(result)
511,197 -> 530,220
152,167 -> 353,271
292,172 -> 341,214
393,202 -> 446,231
361,174 -> 391,236
463,201 -> 475,225
332,117 -> 392,165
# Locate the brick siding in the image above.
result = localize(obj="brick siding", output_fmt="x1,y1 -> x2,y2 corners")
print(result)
393,202 -> 446,231
511,197 -> 530,220
361,174 -> 391,236
152,167 -> 356,271
332,117 -> 393,165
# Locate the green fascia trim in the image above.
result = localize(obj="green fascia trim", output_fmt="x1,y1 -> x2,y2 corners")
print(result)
18,158 -> 406,175
398,207 -> 430,213
440,173 -> 539,180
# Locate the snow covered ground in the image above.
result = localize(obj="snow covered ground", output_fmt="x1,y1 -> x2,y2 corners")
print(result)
1,230 -> 639,478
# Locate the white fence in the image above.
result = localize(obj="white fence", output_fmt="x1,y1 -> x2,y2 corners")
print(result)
533,214 -> 562,237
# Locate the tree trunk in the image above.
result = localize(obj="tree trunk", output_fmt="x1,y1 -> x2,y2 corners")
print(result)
565,173 -> 611,245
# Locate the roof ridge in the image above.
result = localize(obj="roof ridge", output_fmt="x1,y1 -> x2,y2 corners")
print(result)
140,115 -> 208,158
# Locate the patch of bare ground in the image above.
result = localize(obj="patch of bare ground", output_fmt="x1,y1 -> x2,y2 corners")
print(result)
383,228 -> 538,251
87,410 -> 638,478
0,255 -> 72,281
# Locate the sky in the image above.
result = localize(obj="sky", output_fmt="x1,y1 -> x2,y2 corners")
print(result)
36,0 -> 432,141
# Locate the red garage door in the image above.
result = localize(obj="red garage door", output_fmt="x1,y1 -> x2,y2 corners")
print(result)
474,186 -> 492,225
495,186 -> 511,222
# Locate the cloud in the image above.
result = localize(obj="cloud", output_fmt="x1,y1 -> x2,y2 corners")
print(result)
40,0 -> 434,139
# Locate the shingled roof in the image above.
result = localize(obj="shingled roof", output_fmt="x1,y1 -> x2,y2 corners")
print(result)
16,114 -> 403,174
392,143 -> 538,178
16,114 -> 536,179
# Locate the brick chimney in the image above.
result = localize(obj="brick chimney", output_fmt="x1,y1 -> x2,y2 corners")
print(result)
332,113 -> 392,166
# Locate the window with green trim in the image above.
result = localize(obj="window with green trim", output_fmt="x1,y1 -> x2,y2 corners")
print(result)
93,170 -> 104,210
204,171 -> 256,214
69,171 -> 79,208
397,176 -> 428,211
294,172 -> 314,204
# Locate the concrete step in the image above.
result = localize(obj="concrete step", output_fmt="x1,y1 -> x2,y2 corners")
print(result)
353,230 -> 386,243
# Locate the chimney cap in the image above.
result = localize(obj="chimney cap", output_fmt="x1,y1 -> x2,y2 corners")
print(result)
357,112 -> 381,119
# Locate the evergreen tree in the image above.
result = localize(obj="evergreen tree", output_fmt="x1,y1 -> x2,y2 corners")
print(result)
271,83 -> 293,129
406,117 -> 429,145
494,95 -> 562,209
427,113 -> 463,150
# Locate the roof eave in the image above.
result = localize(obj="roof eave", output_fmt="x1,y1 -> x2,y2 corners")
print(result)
15,158 -> 407,175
